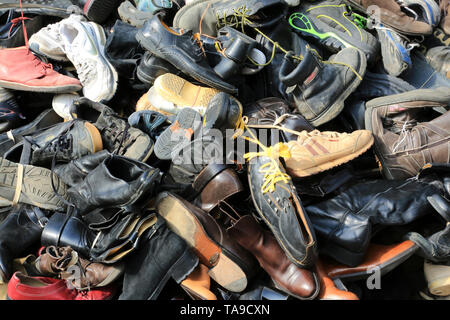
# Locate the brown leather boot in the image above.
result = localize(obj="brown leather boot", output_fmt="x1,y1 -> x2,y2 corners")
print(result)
29,246 -> 124,290
365,88 -> 450,180
347,0 -> 433,35
227,214 -> 320,300
441,0 -> 450,34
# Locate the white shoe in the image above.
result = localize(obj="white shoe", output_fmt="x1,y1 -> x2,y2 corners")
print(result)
424,260 -> 450,297
29,14 -> 86,62
52,93 -> 80,121
59,19 -> 118,102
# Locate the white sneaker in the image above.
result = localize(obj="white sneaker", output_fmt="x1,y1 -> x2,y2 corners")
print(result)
29,14 -> 86,62
59,19 -> 118,102
52,93 -> 80,121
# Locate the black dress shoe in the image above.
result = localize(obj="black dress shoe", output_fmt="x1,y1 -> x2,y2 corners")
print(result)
0,109 -> 62,156
136,51 -> 181,88
136,15 -> 237,94
0,205 -> 50,282
67,154 -> 161,214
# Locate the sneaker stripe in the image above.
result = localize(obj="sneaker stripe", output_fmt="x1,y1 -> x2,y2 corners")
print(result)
305,142 -> 319,156
311,139 -> 330,154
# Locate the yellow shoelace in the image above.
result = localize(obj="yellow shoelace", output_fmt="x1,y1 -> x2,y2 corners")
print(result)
240,119 -> 292,193
214,6 -> 363,80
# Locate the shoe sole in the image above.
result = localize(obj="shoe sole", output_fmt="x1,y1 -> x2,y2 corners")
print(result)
309,47 -> 367,126
429,277 -> 450,296
84,121 -> 104,153
84,0 -> 121,24
0,158 -> 67,210
287,135 -> 374,178
289,11 -> 376,61
155,74 -> 220,110
156,192 -> 248,293
80,22 -> 119,103
154,108 -> 201,160
0,80 -> 81,94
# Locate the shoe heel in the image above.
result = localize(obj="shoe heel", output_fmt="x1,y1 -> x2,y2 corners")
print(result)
321,240 -> 367,269
170,248 -> 199,283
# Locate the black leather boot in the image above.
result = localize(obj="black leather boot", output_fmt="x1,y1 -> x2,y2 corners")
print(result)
306,177 -> 447,267
67,155 -> 161,214
406,223 -> 450,263
279,46 -> 367,126
0,205 -> 49,282
119,216 -> 199,300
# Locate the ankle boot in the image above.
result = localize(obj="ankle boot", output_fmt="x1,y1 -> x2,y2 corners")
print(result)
0,205 -> 49,282
227,214 -> 320,300
67,155 -> 161,214
119,217 -> 199,300
279,47 -> 367,126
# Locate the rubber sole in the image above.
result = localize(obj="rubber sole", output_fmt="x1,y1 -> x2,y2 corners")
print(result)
0,157 -> 68,210
287,135 -> 374,178
147,86 -> 208,116
156,193 -> 248,292
0,80 -> 81,94
155,73 -> 220,110
118,1 -> 155,28
84,122 -> 103,154
154,108 -> 201,160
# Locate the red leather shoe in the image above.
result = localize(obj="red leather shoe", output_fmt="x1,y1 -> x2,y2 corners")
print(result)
0,47 -> 82,93
7,272 -> 115,300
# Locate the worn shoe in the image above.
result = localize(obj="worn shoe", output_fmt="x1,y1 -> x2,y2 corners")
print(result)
0,46 -> 81,93
202,92 -> 244,136
402,0 -> 441,27
0,109 -> 62,157
173,0 -> 288,37
135,15 -> 237,94
289,0 -> 380,63
180,264 -> 217,300
426,46 -> 450,79
365,88 -> 450,180
52,93 -> 80,121
0,157 -> 68,210
29,14 -> 86,62
118,0 -> 166,28
0,88 -> 25,134
424,260 -> 450,296
7,271 -> 115,300
155,192 -> 257,293
29,246 -> 123,290
136,51 -> 181,88
0,11 -> 45,49
375,24 -> 417,76
279,47 -> 367,126
137,74 -> 219,116
0,205 -> 49,282
228,214 -> 320,300
345,0 -> 433,35
406,223 -> 450,263
5,119 -> 103,166
71,98 -> 154,162
246,142 -> 318,268
154,107 -> 202,160
59,17 -> 118,102
284,130 -> 374,178
67,155 -> 161,214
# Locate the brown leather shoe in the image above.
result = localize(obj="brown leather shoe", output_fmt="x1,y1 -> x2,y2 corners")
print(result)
155,192 -> 257,293
315,259 -> 359,300
227,214 -> 320,300
180,264 -> 217,300
346,0 -> 433,35
30,246 -> 124,290
365,88 -> 450,180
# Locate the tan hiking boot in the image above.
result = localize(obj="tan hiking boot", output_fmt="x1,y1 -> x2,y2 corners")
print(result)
424,260 -> 450,297
136,73 -> 220,116
284,130 -> 374,178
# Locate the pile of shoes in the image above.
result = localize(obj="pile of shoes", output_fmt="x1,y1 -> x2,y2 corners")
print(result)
0,0 -> 448,301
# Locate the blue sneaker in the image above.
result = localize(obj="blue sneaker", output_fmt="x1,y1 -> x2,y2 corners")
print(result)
375,24 -> 419,76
